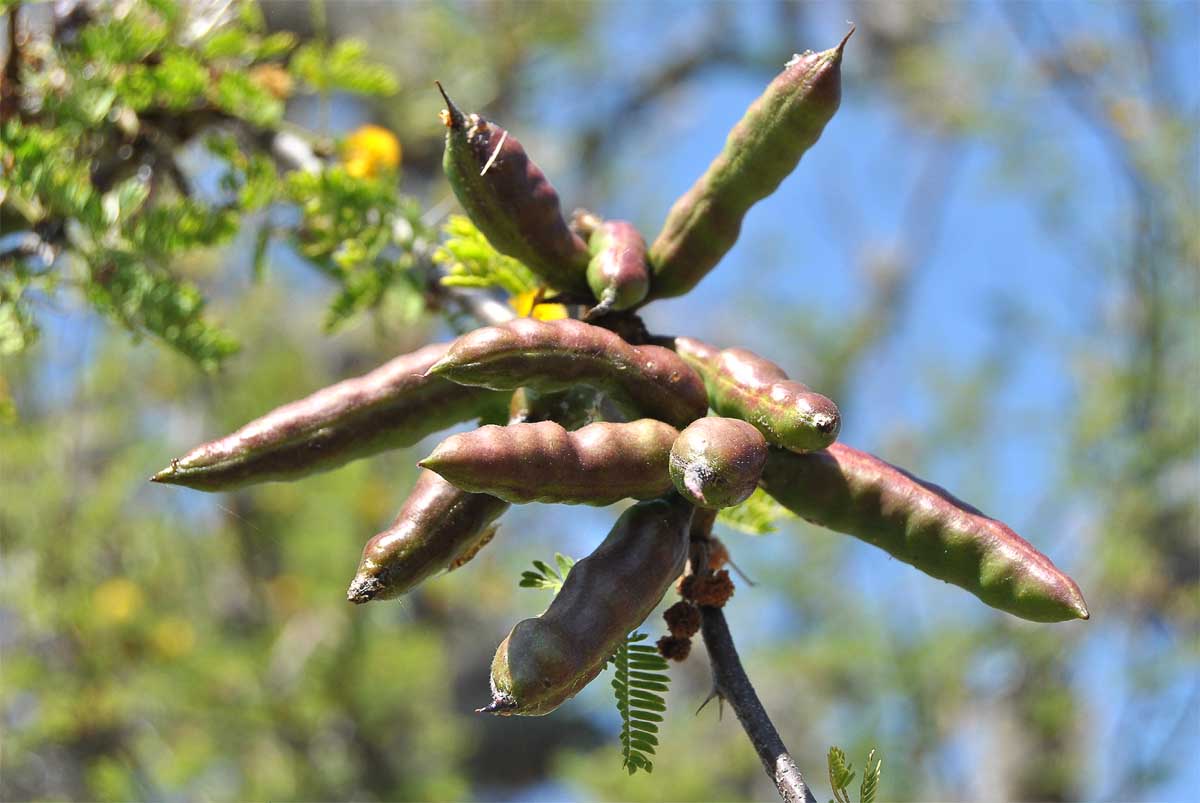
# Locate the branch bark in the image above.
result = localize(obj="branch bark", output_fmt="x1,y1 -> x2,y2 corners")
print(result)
700,606 -> 818,803
687,512 -> 817,803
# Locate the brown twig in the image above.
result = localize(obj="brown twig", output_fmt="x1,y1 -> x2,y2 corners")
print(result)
700,606 -> 817,803
688,507 -> 817,803
1,3 -> 22,122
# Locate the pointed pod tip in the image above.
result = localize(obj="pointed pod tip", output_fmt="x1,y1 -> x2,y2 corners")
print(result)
150,466 -> 177,484
423,357 -> 454,378
434,80 -> 464,128
476,697 -> 517,715
837,24 -> 856,54
346,574 -> 381,604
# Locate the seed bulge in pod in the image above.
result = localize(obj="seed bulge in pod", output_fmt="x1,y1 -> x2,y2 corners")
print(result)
669,417 -> 768,509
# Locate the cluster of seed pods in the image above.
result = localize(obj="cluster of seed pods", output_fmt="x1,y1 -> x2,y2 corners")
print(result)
153,31 -> 1087,719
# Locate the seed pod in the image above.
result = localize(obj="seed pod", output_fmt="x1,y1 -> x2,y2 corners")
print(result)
674,336 -> 840,452
669,417 -> 767,509
483,496 -> 693,715
151,343 -> 507,492
438,83 -> 591,296
647,32 -> 850,300
586,220 -> 650,315
419,419 -> 677,506
427,318 -> 707,429
760,443 -> 1090,623
347,470 -> 509,603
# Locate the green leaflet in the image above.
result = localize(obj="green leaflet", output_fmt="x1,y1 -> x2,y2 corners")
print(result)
610,633 -> 670,775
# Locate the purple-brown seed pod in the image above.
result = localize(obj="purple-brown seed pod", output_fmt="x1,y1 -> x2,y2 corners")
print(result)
647,31 -> 851,300
418,419 -> 678,506
760,443 -> 1090,623
585,220 -> 650,315
347,470 -> 510,603
151,343 -> 507,492
669,417 -> 768,509
484,495 -> 693,715
675,336 -> 840,452
427,318 -> 708,429
439,83 -> 591,296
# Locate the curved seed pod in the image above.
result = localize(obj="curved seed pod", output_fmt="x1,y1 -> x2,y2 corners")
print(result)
419,419 -> 677,506
586,220 -> 650,315
483,495 -> 694,715
675,336 -> 839,451
347,470 -> 509,603
670,417 -> 767,509
760,443 -> 1090,623
427,318 -> 707,429
647,31 -> 851,300
438,83 -> 591,296
151,343 -> 506,492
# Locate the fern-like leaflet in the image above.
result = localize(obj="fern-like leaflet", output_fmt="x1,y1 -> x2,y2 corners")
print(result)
518,555 -> 671,774
610,632 -> 669,774
519,553 -> 574,591
827,745 -> 882,803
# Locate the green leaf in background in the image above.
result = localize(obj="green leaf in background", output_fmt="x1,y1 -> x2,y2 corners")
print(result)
717,487 -> 794,535
436,215 -> 538,297
290,39 -> 398,96
519,554 -> 575,592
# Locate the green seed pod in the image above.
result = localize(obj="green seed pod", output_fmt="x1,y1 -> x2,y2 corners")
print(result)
647,32 -> 850,300
419,419 -> 677,506
674,336 -> 840,452
669,417 -> 767,509
151,343 -> 506,492
483,495 -> 694,715
427,318 -> 708,429
438,83 -> 591,297
346,470 -> 509,603
586,220 -> 650,315
760,443 -> 1090,623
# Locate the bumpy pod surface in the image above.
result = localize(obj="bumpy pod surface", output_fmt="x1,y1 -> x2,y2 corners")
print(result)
427,318 -> 707,429
675,336 -> 840,452
419,419 -> 677,506
151,343 -> 506,492
484,496 -> 694,715
586,220 -> 650,313
647,33 -> 849,300
438,84 -> 590,296
760,443 -> 1090,623
347,470 -> 509,603
669,417 -> 768,509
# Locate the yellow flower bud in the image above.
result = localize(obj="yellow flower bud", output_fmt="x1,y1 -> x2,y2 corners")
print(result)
509,288 -> 567,321
342,124 -> 401,179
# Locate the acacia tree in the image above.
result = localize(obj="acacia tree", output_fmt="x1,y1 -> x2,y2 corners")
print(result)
3,3 -> 1109,801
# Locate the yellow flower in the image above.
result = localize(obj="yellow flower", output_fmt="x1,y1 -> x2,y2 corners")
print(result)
93,578 -> 144,625
509,288 -> 568,321
342,124 -> 401,179
152,617 -> 196,659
